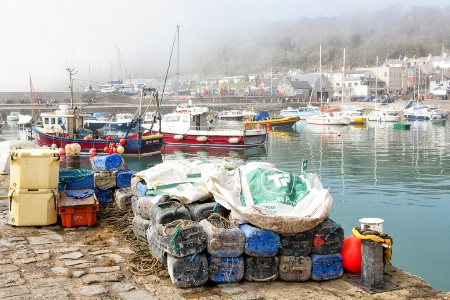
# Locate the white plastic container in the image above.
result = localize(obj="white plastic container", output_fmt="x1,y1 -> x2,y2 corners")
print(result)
10,148 -> 60,189
359,218 -> 384,232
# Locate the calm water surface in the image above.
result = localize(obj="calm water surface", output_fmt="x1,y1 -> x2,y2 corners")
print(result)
1,119 -> 449,292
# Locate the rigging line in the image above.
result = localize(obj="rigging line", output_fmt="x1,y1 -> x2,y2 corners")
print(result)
161,25 -> 179,105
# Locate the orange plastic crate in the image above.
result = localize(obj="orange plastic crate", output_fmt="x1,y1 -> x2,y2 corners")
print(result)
58,190 -> 99,228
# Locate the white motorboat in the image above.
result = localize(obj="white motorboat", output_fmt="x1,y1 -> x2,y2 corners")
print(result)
279,105 -> 321,119
305,113 -> 351,125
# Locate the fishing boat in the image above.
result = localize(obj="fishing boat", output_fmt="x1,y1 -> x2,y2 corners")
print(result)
142,105 -> 267,148
305,112 -> 351,125
32,85 -> 163,156
244,111 -> 299,128
279,105 -> 321,120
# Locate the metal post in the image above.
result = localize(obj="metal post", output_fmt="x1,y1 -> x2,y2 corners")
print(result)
361,239 -> 384,287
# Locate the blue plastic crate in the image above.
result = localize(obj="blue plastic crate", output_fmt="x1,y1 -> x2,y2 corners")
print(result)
116,169 -> 135,188
95,188 -> 114,203
240,223 -> 280,257
207,256 -> 244,283
58,169 -> 94,191
310,253 -> 343,281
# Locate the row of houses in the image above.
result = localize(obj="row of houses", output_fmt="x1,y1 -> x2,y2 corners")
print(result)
193,53 -> 450,100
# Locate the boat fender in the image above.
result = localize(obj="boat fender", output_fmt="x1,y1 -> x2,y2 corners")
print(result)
229,137 -> 239,144
174,134 -> 184,140
197,136 -> 207,142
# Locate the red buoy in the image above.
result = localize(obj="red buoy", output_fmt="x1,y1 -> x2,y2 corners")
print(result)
340,235 -> 362,273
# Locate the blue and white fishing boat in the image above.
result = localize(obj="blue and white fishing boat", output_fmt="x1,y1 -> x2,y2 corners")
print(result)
403,100 -> 448,120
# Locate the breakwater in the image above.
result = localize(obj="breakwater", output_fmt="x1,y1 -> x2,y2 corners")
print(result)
0,92 -> 312,117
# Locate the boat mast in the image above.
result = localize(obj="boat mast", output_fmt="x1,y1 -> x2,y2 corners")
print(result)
375,56 -> 378,109
29,75 -> 34,120
66,68 -> 77,109
341,48 -> 345,106
320,44 -> 322,105
176,25 -> 179,106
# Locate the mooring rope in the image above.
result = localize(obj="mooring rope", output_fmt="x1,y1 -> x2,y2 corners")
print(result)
97,203 -> 166,276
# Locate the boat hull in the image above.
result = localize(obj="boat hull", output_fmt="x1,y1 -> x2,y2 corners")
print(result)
245,118 -> 299,128
403,114 -> 430,120
305,116 -> 351,125
32,126 -> 162,156
156,130 -> 266,148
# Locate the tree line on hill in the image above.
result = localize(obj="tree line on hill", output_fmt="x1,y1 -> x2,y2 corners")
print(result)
183,5 -> 450,78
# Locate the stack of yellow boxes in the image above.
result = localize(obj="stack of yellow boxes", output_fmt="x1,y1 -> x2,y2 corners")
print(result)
8,148 -> 60,226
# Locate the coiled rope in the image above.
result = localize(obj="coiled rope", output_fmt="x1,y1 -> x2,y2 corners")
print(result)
352,226 -> 393,265
97,203 -> 166,276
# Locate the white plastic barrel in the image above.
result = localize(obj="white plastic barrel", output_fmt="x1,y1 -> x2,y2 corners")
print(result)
359,218 -> 384,232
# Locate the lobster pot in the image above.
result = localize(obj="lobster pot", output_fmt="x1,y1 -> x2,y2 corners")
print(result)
311,218 -> 344,255
146,228 -> 167,266
58,169 -> 94,191
187,200 -> 229,221
310,253 -> 343,281
152,219 -> 206,257
65,154 -> 80,170
279,230 -> 313,257
244,256 -> 279,282
114,188 -> 134,210
116,169 -> 135,188
240,223 -> 279,257
8,189 -> 58,227
132,215 -> 151,242
167,253 -> 208,288
94,188 -> 114,203
150,201 -> 191,228
207,256 -> 244,283
278,255 -> 312,282
199,214 -> 245,258
94,171 -> 117,190
136,195 -> 170,220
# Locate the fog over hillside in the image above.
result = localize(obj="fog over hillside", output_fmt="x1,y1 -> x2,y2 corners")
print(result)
186,5 -> 450,79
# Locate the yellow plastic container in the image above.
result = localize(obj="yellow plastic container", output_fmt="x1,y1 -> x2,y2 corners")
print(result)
8,188 -> 58,226
9,148 -> 60,189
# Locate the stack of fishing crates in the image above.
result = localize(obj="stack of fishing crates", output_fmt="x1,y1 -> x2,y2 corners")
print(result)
58,157 -> 98,228
8,148 -> 60,226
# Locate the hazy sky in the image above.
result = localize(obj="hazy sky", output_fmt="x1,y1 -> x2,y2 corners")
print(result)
0,0 -> 447,92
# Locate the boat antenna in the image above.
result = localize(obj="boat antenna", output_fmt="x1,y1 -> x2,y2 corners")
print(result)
67,68 -> 77,109
161,25 -> 179,106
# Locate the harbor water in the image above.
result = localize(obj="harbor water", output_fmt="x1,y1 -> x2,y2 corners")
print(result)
1,119 -> 449,292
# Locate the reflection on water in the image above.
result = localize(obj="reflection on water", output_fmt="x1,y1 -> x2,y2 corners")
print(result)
2,118 -> 450,291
